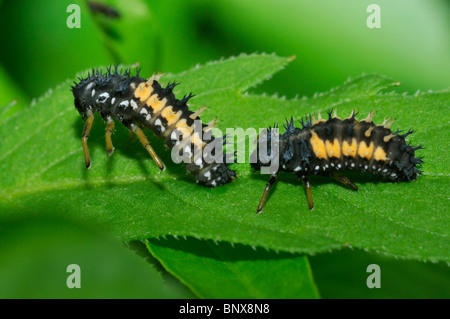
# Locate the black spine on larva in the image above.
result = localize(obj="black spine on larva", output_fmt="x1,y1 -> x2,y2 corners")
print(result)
251,111 -> 423,182
72,66 -> 236,187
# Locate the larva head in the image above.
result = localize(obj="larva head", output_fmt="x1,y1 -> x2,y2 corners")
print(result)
72,80 -> 96,119
71,67 -> 132,119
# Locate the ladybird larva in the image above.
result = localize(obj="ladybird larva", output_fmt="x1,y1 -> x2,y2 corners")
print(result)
71,66 -> 236,187
251,110 -> 423,213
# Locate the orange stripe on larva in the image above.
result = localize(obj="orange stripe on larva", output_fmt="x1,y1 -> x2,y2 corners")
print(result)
373,146 -> 387,161
357,141 -> 374,160
149,97 -> 167,114
325,138 -> 341,158
135,82 -> 153,101
342,138 -> 357,157
310,130 -> 328,159
161,106 -> 182,126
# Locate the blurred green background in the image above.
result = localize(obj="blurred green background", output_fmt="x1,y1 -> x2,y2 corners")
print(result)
0,0 -> 448,298
0,0 -> 448,109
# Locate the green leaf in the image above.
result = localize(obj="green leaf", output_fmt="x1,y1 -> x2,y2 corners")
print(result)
0,53 -> 448,262
146,237 -> 319,299
0,214 -> 190,298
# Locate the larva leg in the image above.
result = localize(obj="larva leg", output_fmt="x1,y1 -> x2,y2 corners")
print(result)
300,175 -> 314,211
128,130 -> 135,142
105,117 -> 115,156
130,125 -> 165,172
82,112 -> 94,169
256,173 -> 278,214
330,171 -> 358,191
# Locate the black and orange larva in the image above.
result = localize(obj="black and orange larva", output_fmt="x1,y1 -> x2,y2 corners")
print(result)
71,67 -> 236,187
251,110 -> 423,213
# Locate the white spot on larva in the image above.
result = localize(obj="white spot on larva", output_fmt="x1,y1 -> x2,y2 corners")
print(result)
97,92 -> 110,103
171,130 -> 178,140
91,89 -> 96,97
351,163 -> 355,168
204,171 -> 211,179
383,169 -> 388,173
130,99 -> 138,110
195,157 -> 202,166
211,180 -> 217,187
325,164 -> 329,168
294,166 -> 301,171
364,165 -> 368,170
111,97 -> 116,104
337,163 -> 342,169
145,114 -> 151,121
372,165 -> 377,170
282,164 -> 286,169
154,118 -> 165,132
140,108 -> 148,115
119,100 -> 129,108
391,173 -> 397,177
315,165 -> 320,170
331,163 -> 335,167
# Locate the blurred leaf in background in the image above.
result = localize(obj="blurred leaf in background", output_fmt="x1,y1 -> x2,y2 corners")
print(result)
310,248 -> 450,299
1,0 -> 448,103
0,0 -> 114,100
0,214 -> 190,298
88,0 -> 160,72
0,0 -> 448,299
200,0 -> 450,96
